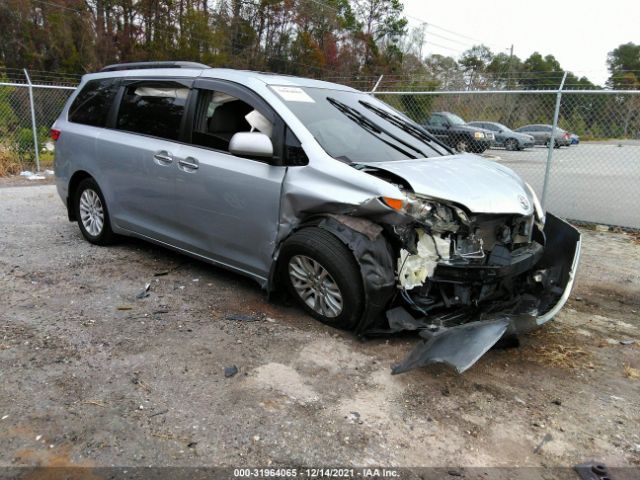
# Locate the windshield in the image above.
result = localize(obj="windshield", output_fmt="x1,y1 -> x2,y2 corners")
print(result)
445,113 -> 466,125
270,86 -> 449,163
495,123 -> 510,131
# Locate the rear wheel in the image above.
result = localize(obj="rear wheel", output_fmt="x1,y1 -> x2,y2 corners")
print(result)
74,177 -> 116,245
505,138 -> 519,151
280,227 -> 364,330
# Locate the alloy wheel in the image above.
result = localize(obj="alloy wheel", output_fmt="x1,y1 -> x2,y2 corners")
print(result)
79,188 -> 104,237
288,255 -> 343,318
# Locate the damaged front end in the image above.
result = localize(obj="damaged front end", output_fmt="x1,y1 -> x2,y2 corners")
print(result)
274,155 -> 580,375
383,194 -> 581,374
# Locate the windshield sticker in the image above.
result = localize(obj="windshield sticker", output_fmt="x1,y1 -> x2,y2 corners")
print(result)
272,86 -> 315,103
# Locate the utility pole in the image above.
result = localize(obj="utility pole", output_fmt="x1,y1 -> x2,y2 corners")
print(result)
418,23 -> 427,60
508,44 -> 514,88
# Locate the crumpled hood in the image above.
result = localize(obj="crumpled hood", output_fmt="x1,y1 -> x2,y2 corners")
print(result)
361,153 -> 534,215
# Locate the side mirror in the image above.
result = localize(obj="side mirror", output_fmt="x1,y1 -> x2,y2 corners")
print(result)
444,123 -> 451,129
229,132 -> 273,158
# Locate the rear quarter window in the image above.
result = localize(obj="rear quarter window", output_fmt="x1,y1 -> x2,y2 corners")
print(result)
68,79 -> 119,127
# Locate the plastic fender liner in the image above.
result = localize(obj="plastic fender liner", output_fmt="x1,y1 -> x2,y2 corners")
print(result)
317,215 -> 396,335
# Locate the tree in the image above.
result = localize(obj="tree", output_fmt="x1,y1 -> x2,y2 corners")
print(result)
606,42 -> 640,136
354,0 -> 407,71
607,42 -> 640,89
459,44 -> 493,88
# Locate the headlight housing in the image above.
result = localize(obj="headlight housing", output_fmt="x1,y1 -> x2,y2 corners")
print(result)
473,131 -> 485,139
383,193 -> 467,233
525,182 -> 545,226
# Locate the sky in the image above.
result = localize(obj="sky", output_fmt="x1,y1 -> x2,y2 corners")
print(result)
401,0 -> 639,86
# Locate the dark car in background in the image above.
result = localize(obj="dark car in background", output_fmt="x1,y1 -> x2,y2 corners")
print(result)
468,121 -> 535,151
424,112 -> 494,153
515,124 -> 571,148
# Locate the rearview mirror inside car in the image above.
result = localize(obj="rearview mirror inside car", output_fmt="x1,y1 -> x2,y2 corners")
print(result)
229,132 -> 274,158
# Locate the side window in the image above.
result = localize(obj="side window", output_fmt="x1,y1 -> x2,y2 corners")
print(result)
116,82 -> 188,141
68,79 -> 118,127
429,115 -> 445,127
191,90 -> 274,153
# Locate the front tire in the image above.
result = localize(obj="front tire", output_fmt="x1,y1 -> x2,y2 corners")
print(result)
74,177 -> 116,245
280,227 -> 364,330
455,138 -> 469,152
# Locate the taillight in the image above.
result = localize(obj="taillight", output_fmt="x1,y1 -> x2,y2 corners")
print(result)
564,133 -> 569,139
50,129 -> 61,141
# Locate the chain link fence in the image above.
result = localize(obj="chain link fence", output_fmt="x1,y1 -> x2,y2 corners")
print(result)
374,89 -> 640,229
0,71 -> 638,229
0,70 -> 75,175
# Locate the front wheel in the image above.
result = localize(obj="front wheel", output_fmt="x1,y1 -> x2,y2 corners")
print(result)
455,138 -> 469,152
280,227 -> 364,330
74,177 -> 116,245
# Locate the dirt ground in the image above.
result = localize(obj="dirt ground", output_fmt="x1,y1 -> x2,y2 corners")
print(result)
1,183 -> 639,473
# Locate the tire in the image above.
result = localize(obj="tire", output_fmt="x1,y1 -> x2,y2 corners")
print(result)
279,227 -> 364,330
505,138 -> 519,151
455,139 -> 469,152
545,139 -> 559,149
74,177 -> 116,246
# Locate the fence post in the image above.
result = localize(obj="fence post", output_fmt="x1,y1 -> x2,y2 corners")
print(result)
23,69 -> 41,172
370,75 -> 384,94
540,71 -> 567,209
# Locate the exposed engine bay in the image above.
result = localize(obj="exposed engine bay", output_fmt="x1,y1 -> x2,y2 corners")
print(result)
316,169 -> 582,375
393,193 -> 548,328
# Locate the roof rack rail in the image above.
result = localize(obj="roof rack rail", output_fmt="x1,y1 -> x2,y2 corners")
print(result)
99,61 -> 210,72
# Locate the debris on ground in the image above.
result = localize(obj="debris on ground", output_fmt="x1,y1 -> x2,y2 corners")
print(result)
623,364 -> 639,380
224,365 -> 238,378
136,282 -> 151,299
533,433 -> 553,454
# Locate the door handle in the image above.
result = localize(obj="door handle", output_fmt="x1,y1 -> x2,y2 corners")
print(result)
153,151 -> 173,165
178,157 -> 199,171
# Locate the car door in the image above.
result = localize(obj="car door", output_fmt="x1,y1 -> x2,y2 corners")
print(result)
484,123 -> 503,144
172,79 -> 287,281
530,126 -> 548,144
96,78 -> 191,242
425,114 -> 450,143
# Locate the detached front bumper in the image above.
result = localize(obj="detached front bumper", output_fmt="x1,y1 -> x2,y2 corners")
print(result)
391,213 -> 582,374
507,213 -> 581,334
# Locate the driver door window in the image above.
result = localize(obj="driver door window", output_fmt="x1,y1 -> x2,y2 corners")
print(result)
429,115 -> 447,127
191,91 -> 273,153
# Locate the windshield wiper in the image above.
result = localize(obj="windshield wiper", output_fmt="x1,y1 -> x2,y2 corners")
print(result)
359,100 -> 450,155
327,97 -> 427,160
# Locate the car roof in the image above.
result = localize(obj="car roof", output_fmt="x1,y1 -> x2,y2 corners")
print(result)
79,67 -> 357,92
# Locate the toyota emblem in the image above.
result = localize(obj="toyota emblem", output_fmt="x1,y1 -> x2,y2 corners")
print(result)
518,195 -> 529,210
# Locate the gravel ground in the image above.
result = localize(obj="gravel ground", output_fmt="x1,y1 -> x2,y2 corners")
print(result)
1,184 -> 639,472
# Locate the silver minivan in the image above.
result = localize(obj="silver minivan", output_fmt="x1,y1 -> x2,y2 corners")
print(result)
53,62 -> 581,373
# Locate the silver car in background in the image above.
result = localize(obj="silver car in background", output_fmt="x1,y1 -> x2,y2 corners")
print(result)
515,124 -> 572,148
53,62 -> 581,373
